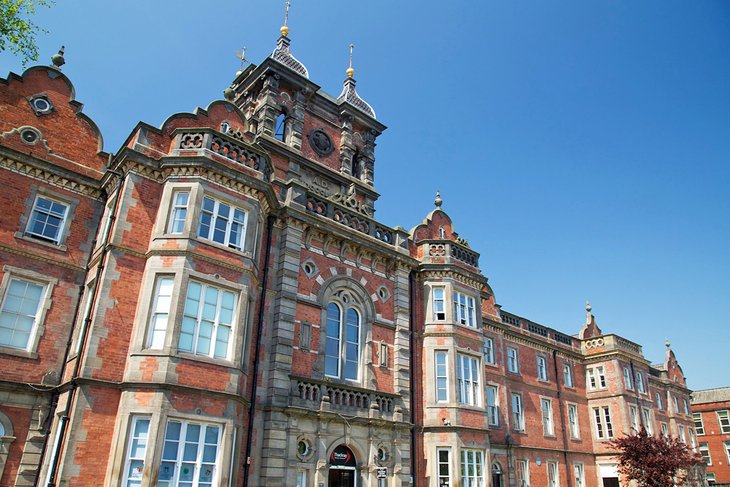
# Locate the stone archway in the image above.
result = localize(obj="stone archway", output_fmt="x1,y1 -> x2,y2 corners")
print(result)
328,445 -> 358,487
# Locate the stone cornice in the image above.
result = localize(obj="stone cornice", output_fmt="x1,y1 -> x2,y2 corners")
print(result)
0,242 -> 86,272
0,152 -> 102,198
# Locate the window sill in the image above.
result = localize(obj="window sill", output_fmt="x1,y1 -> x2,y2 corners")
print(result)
15,232 -> 67,252
130,350 -> 238,370
0,345 -> 38,359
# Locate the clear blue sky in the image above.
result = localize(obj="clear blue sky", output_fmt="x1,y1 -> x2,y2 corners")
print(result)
2,1 -> 728,389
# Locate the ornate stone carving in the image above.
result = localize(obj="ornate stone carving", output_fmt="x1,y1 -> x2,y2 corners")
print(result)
307,128 -> 334,157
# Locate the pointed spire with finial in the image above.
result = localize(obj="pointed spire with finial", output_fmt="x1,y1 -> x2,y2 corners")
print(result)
434,191 -> 443,208
337,43 -> 376,118
51,46 -> 65,69
579,300 -> 603,339
665,338 -> 671,350
270,0 -> 309,78
235,47 -> 247,77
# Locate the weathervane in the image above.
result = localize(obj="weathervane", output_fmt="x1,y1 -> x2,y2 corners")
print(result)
347,43 -> 355,78
235,47 -> 247,76
280,0 -> 291,37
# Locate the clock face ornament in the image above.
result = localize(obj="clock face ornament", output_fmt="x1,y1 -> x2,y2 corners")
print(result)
308,128 -> 334,156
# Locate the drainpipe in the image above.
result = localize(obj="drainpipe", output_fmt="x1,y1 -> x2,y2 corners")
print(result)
42,170 -> 125,487
243,215 -> 274,487
552,350 -> 572,487
409,270 -> 417,487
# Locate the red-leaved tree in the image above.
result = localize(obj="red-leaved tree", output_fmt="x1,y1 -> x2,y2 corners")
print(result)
610,427 -> 703,487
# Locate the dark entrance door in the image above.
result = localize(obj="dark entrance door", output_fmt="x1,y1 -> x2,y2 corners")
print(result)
491,472 -> 503,487
328,468 -> 355,487
602,478 -> 620,487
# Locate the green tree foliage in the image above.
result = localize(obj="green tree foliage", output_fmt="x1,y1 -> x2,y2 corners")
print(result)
0,0 -> 53,66
611,427 -> 703,487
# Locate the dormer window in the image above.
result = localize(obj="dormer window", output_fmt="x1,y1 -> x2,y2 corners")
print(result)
220,121 -> 230,134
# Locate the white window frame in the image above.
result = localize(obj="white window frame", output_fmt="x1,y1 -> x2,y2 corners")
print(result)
683,399 -> 690,415
324,292 -> 362,381
587,366 -> 606,390
486,385 -> 499,427
661,422 -> 668,437
693,412 -> 705,435
506,347 -> 519,374
656,392 -> 663,410
679,425 -> 686,444
0,269 -> 54,354
432,287 -> 445,321
121,416 -> 151,487
296,470 -> 307,487
435,351 -> 448,403
623,366 -> 633,390
547,461 -> 559,487
158,418 -> 222,487
719,410 -> 730,434
537,355 -> 549,382
453,291 -> 476,327
437,448 -> 451,487
25,194 -> 70,244
573,463 -> 585,487
593,406 -> 614,439
725,441 -> 730,465
178,280 -> 238,360
197,195 -> 248,251
689,428 -> 696,449
563,363 -> 574,387
460,449 -> 485,487
568,403 -> 580,439
515,459 -> 529,487
457,354 -> 481,406
642,408 -> 652,435
483,336 -> 495,365
511,393 -> 524,431
636,372 -> 646,394
699,442 -> 711,465
146,276 -> 175,350
629,405 -> 639,432
541,398 -> 554,436
673,395 -> 680,414
167,191 -> 190,234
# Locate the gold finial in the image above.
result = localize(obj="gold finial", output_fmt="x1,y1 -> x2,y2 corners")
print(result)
235,47 -> 247,76
281,0 -> 291,37
346,43 -> 355,78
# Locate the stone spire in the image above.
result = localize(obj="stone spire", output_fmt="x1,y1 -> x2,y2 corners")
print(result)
578,301 -> 603,339
337,44 -> 376,119
271,0 -> 309,78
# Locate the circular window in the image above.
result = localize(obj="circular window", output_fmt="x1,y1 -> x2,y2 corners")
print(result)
20,128 -> 39,144
303,262 -> 314,275
376,447 -> 388,462
297,440 -> 310,457
33,98 -> 50,112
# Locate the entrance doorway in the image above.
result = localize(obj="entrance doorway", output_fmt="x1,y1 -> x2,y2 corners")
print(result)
602,478 -> 620,487
329,445 -> 358,487
329,468 -> 356,487
491,463 -> 503,487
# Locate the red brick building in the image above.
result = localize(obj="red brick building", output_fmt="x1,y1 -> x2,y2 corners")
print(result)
691,388 -> 730,485
0,28 -> 697,487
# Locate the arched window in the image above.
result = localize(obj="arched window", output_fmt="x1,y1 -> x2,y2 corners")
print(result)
274,112 -> 287,142
0,411 -> 14,480
325,290 -> 361,381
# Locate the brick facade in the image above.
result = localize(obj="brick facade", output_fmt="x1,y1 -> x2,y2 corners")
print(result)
691,388 -> 730,485
0,30 -> 697,487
